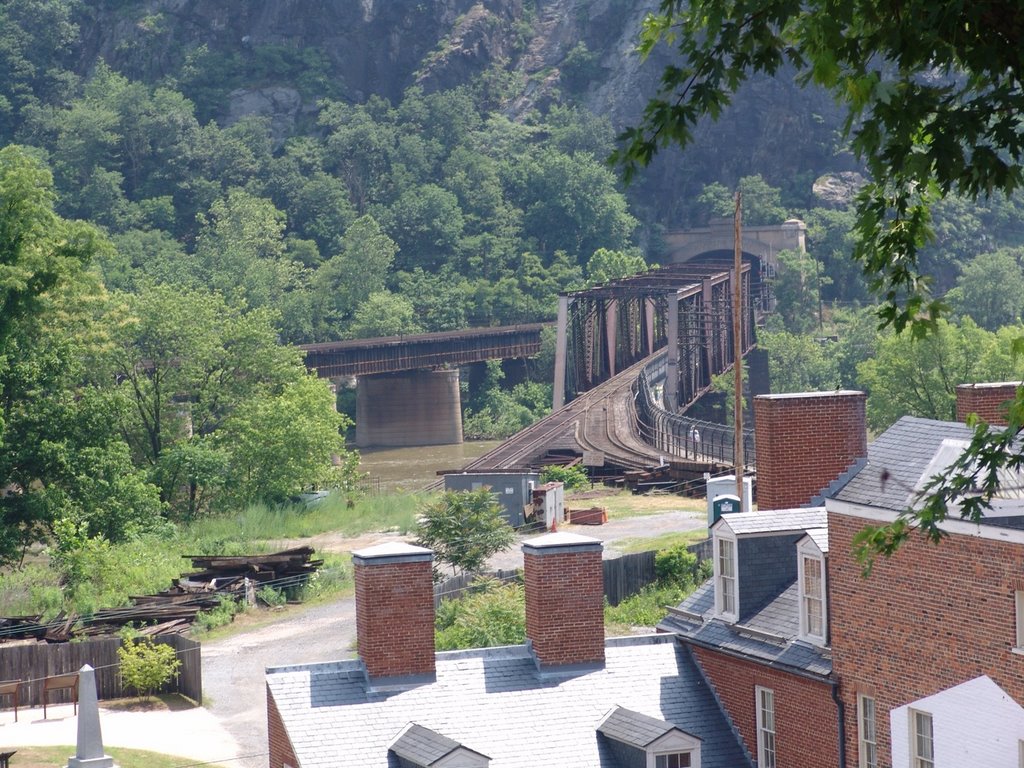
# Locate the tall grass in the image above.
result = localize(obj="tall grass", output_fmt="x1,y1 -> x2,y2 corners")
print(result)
1,491 -> 430,619
188,491 -> 425,544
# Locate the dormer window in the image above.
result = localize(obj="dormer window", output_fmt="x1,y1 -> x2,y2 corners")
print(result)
597,706 -> 702,768
797,530 -> 828,645
714,532 -> 738,621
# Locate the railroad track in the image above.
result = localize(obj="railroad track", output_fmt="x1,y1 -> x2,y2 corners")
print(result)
455,353 -> 666,477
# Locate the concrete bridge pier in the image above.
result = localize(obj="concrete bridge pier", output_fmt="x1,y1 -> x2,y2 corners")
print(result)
355,368 -> 463,448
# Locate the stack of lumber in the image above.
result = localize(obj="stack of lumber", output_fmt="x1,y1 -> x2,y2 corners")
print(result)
0,546 -> 322,642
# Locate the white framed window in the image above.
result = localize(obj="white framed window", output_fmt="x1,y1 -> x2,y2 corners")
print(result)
857,694 -> 878,768
798,550 -> 826,643
909,709 -> 934,768
1015,591 -> 1024,650
645,726 -> 701,768
756,686 -> 777,768
654,752 -> 693,768
714,533 -> 738,621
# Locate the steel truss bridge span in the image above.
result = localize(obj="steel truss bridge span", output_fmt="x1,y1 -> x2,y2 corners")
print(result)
298,324 -> 546,379
553,259 -> 763,411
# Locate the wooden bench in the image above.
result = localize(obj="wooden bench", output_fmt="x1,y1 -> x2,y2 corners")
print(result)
0,751 -> 16,768
0,681 -> 21,722
43,673 -> 79,719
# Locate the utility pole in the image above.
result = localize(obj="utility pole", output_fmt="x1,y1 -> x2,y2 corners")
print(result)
733,192 -> 745,503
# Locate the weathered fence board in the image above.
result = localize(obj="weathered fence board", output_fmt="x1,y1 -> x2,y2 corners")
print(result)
603,551 -> 657,607
434,569 -> 520,608
0,634 -> 201,708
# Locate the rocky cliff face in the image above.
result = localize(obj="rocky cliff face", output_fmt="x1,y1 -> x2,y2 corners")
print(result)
74,0 -> 848,219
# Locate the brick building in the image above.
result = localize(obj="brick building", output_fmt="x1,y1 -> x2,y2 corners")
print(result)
266,533 -> 750,767
667,386 -> 1024,768
828,412 -> 1024,768
660,509 -> 840,768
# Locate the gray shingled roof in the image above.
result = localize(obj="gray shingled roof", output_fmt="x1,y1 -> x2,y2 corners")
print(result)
266,635 -> 751,768
660,582 -> 832,678
390,723 -> 487,766
716,508 -> 827,534
830,416 -> 971,510
597,706 -> 682,749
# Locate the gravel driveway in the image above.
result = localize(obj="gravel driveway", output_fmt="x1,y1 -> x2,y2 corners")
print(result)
202,508 -> 708,767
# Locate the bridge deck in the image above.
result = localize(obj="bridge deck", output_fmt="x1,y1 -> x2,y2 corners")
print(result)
300,324 -> 547,378
458,355 -> 665,475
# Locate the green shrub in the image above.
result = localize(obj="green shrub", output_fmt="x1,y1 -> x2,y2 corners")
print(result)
540,464 -> 590,490
257,586 -> 287,607
435,577 -> 526,651
655,545 -> 707,586
604,583 -> 690,628
118,638 -> 182,696
192,595 -> 242,635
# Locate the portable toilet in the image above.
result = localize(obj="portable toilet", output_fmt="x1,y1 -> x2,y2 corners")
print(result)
705,474 -> 754,526
711,494 -> 741,525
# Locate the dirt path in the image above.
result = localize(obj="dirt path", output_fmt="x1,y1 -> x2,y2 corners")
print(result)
202,506 -> 707,767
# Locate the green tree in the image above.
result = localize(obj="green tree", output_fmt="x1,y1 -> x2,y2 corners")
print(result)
586,248 -> 649,286
105,285 -> 305,517
947,249 -> 1024,331
415,489 -> 516,579
348,291 -> 421,339
221,375 -> 349,506
312,215 -> 398,336
856,319 -> 1014,431
615,0 -> 1024,555
771,249 -> 826,334
759,330 -> 839,394
697,175 -> 788,225
0,147 -> 124,565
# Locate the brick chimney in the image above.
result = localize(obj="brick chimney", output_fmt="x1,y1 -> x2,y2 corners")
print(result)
352,542 -> 435,686
754,391 -> 867,509
523,532 -> 604,673
956,382 -> 1020,426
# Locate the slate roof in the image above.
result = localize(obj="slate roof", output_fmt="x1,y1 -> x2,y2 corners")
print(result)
716,508 -> 827,535
659,582 -> 832,678
597,706 -> 681,749
266,634 -> 751,768
830,416 -> 971,510
390,723 -> 486,765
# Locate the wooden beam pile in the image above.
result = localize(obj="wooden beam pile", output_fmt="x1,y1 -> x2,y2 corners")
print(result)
0,547 -> 322,642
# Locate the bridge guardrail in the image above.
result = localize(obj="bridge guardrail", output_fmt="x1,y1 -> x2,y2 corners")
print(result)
631,359 -> 755,469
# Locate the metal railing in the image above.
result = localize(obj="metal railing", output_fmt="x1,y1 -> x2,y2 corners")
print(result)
631,358 -> 755,469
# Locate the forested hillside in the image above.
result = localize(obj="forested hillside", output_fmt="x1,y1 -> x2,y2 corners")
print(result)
5,0 -> 1024,577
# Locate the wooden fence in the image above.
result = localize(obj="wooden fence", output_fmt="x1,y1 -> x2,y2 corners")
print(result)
0,634 -> 201,708
603,551 -> 656,606
434,569 -> 521,608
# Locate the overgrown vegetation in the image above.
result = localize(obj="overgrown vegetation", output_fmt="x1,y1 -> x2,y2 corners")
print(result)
604,545 -> 711,631
435,576 -> 525,651
432,544 -> 711,651
540,464 -> 590,491
0,493 -> 410,620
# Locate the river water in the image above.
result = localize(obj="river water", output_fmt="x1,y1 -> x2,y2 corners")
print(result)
354,440 -> 502,493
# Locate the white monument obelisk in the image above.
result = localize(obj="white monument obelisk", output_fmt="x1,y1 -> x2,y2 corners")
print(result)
67,665 -> 118,768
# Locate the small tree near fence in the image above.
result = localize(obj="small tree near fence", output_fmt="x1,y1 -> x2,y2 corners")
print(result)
118,637 -> 182,697
416,489 -> 516,580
